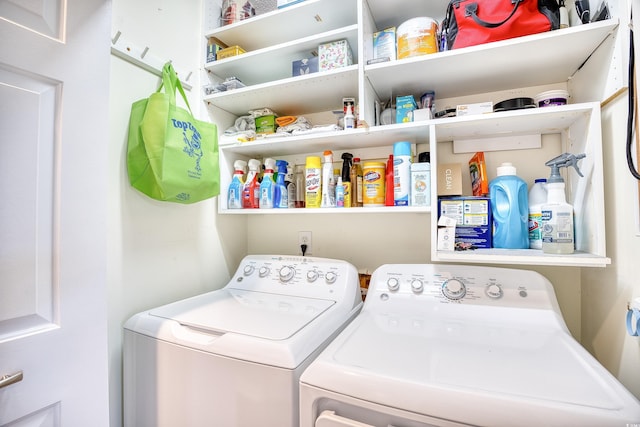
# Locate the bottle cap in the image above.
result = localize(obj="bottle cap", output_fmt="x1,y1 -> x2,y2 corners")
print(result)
393,141 -> 412,157
497,162 -> 517,176
418,152 -> 430,163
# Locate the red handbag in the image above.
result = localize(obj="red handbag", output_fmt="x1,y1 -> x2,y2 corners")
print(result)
442,0 -> 560,50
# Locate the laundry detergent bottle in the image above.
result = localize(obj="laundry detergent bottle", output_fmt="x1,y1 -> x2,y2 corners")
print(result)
227,159 -> 247,209
259,158 -> 276,209
242,159 -> 261,209
274,160 -> 289,209
489,162 -> 529,249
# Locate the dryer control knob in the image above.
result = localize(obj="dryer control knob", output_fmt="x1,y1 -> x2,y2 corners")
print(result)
258,267 -> 270,277
325,271 -> 337,284
387,277 -> 400,291
411,279 -> 424,294
486,284 -> 503,299
279,266 -> 295,282
307,270 -> 319,282
243,265 -> 255,276
442,279 -> 466,300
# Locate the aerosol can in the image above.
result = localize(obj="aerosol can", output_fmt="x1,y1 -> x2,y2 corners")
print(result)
541,153 -> 586,254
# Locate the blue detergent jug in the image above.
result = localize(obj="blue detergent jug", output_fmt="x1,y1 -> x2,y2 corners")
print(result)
489,163 -> 529,249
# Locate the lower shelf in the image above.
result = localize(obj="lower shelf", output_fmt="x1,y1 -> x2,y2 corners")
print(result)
219,206 -> 431,214
433,248 -> 611,268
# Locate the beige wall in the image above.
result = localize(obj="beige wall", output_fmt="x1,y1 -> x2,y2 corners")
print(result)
581,93 -> 640,397
107,1 -> 246,425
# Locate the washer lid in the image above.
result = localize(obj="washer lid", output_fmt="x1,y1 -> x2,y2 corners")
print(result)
319,311 -> 632,412
149,288 -> 334,341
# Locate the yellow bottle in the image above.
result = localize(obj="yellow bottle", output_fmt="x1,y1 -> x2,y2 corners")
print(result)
305,156 -> 322,208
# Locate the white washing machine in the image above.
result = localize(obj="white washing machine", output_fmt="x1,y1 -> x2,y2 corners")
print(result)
124,254 -> 362,427
300,264 -> 640,427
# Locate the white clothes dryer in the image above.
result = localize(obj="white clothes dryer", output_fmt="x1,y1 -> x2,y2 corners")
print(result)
124,254 -> 362,427
300,263 -> 640,427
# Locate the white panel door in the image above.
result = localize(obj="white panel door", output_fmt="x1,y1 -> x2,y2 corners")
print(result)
0,0 -> 110,425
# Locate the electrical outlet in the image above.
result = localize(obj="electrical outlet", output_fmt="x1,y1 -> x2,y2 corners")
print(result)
298,231 -> 312,256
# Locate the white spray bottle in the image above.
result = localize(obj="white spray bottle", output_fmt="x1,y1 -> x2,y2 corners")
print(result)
260,158 -> 276,209
541,153 -> 586,254
228,159 -> 247,209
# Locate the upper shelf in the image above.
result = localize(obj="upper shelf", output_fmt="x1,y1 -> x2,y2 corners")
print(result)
205,0 -> 357,51
365,19 -> 618,101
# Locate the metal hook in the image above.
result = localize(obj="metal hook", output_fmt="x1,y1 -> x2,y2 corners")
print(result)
111,30 -> 122,45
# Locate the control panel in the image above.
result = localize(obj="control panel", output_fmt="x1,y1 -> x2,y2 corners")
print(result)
366,264 -> 559,311
228,255 -> 359,302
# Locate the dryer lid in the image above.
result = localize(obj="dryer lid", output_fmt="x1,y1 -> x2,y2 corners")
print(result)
149,288 -> 334,340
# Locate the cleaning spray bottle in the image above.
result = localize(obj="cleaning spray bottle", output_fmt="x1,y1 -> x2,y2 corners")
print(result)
541,153 -> 586,254
274,160 -> 289,209
341,153 -> 353,208
259,158 -> 276,209
385,154 -> 394,206
321,150 -> 336,208
242,159 -> 261,209
227,160 -> 247,209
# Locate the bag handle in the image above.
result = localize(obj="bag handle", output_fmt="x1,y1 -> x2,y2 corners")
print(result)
465,0 -> 523,28
159,62 -> 194,114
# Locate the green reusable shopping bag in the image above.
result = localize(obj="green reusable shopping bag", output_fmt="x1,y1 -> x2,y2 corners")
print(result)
127,62 -> 219,204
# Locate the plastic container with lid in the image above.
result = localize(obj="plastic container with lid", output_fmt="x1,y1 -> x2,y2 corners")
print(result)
305,156 -> 322,208
362,162 -> 386,207
534,89 -> 569,108
489,162 -> 529,249
397,17 -> 439,59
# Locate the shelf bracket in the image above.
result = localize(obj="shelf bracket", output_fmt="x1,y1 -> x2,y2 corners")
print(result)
110,31 -> 193,90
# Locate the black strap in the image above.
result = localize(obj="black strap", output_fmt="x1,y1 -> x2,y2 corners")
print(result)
627,7 -> 640,180
465,0 -> 523,28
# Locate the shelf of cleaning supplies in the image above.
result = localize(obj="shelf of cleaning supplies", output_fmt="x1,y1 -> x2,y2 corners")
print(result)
433,249 -> 611,268
364,19 -> 618,102
220,206 -> 431,215
430,102 -> 610,268
205,24 -> 358,86
204,0 -> 357,51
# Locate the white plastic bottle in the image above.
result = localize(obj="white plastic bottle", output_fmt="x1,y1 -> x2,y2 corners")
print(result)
344,104 -> 355,129
227,159 -> 246,209
528,178 -> 547,249
336,177 -> 345,207
541,155 -> 578,254
259,158 -> 276,209
321,150 -> 336,207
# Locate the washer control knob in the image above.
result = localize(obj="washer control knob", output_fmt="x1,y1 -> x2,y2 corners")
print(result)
411,279 -> 424,294
243,265 -> 255,276
442,279 -> 466,300
486,284 -> 503,299
387,277 -> 400,291
258,267 -> 270,278
306,270 -> 319,282
325,271 -> 337,284
279,266 -> 295,282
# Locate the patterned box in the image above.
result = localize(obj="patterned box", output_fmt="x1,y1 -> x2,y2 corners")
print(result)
318,39 -> 353,71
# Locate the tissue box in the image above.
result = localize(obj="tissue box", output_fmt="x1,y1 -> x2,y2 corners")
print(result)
292,57 -> 319,76
437,163 -> 462,196
318,39 -> 353,71
396,95 -> 418,123
255,115 -> 276,134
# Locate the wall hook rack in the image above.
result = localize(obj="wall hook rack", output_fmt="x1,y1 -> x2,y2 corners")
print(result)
110,31 -> 193,90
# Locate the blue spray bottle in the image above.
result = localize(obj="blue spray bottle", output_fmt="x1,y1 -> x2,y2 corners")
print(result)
274,160 -> 289,208
227,159 -> 247,209
259,158 -> 276,209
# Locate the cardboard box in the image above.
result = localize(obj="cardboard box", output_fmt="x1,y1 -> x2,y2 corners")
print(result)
456,101 -> 493,117
206,39 -> 226,63
438,197 -> 492,248
277,0 -> 305,8
396,95 -> 417,123
318,39 -> 353,71
292,57 -> 318,76
373,27 -> 396,61
255,115 -> 276,134
437,163 -> 462,196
